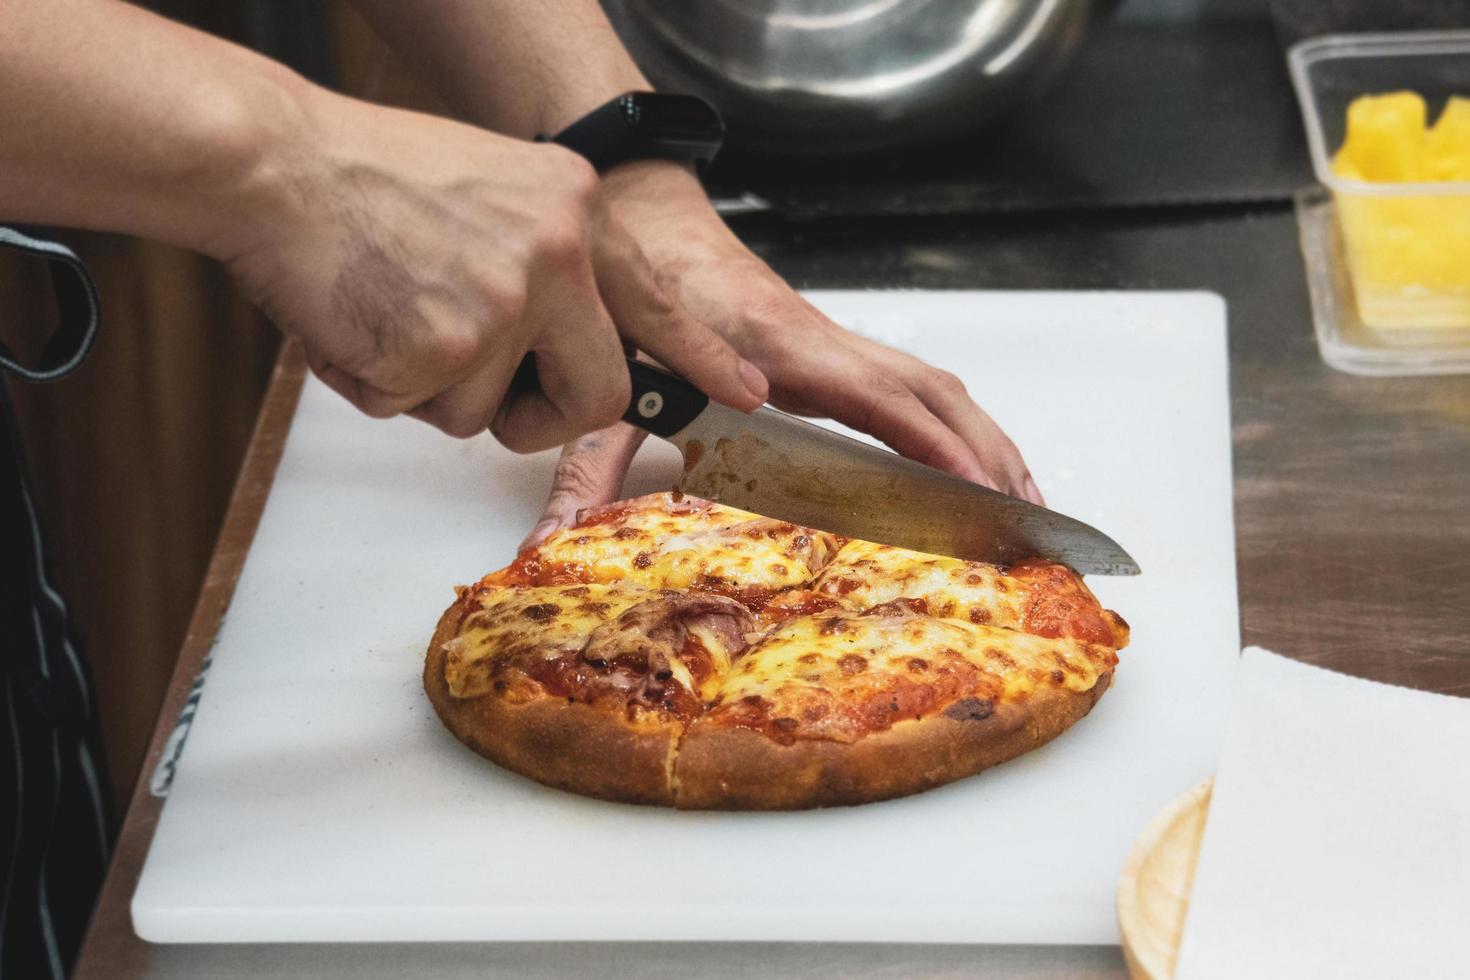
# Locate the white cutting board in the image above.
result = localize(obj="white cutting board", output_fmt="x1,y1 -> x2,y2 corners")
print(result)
133,290 -> 1238,945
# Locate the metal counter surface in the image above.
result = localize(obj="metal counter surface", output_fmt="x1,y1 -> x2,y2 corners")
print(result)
73,205 -> 1470,979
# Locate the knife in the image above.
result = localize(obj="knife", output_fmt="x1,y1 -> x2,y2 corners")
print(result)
617,358 -> 1139,576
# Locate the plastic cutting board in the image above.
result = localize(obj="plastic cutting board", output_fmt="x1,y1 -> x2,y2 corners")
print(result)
133,290 -> 1238,945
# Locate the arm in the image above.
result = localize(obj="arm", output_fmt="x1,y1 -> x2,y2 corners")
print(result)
0,0 -> 763,448
352,0 -> 1042,534
347,0 -> 647,139
0,0 -> 304,258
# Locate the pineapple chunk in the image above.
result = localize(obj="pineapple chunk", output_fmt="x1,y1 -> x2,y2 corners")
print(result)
1333,91 -> 1426,181
1425,96 -> 1470,181
1327,92 -> 1470,329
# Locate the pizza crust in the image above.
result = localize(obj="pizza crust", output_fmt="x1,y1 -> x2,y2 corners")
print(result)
425,603 -> 679,806
672,671 -> 1111,810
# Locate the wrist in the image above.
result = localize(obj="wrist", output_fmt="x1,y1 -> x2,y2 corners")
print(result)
601,158 -> 707,206
182,61 -> 321,263
532,82 -> 643,140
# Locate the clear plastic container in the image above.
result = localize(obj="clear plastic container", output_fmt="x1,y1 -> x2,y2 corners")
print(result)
1288,32 -> 1470,365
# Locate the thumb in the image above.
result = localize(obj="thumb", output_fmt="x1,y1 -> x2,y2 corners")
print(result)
521,422 -> 650,550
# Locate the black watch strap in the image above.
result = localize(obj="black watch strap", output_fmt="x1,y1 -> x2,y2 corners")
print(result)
543,92 -> 724,173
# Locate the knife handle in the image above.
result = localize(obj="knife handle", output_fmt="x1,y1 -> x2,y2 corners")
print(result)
505,353 -> 709,440
621,358 -> 709,438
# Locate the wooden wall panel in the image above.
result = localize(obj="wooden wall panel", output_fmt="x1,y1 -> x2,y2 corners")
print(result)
0,1 -> 448,809
2,236 -> 278,807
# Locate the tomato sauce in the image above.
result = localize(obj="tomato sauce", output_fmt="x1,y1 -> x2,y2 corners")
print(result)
487,552 -> 595,587
575,503 -> 636,528
1007,559 -> 1116,646
710,653 -> 993,745
520,652 -> 701,722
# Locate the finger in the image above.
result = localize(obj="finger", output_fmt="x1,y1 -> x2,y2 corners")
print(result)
490,307 -> 630,454
592,218 -> 767,411
406,354 -> 521,439
767,340 -> 996,488
342,290 -> 497,408
894,356 -> 1044,505
855,386 -> 997,491
751,307 -> 1042,503
308,353 -> 423,420
521,423 -> 650,549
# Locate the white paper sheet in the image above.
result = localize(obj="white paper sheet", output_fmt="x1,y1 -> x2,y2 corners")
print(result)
1176,647 -> 1470,980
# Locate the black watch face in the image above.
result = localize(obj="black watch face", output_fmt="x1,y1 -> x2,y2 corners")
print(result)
621,93 -> 725,148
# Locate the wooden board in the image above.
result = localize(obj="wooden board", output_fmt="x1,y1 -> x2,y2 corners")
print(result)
1118,779 -> 1213,980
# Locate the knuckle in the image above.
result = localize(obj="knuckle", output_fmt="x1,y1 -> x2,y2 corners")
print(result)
417,387 -> 491,439
533,213 -> 588,267
743,296 -> 794,337
859,366 -> 912,403
587,387 -> 627,431
489,411 -> 535,454
440,413 -> 486,439
926,442 -> 973,473
360,401 -> 399,421
481,275 -> 527,325
930,368 -> 968,398
582,374 -> 630,431
632,280 -> 678,331
492,426 -> 533,454
432,326 -> 483,374
555,150 -> 601,204
358,390 -> 404,420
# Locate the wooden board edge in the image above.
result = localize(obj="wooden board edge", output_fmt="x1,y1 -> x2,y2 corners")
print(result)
1117,776 -> 1215,980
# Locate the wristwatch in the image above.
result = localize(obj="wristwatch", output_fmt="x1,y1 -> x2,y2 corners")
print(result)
542,92 -> 725,173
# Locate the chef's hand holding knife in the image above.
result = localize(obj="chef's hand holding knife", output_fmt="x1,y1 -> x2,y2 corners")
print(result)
1,0 -> 767,454
1,0 -> 1038,522
346,2 -> 1045,545
523,159 -> 1044,547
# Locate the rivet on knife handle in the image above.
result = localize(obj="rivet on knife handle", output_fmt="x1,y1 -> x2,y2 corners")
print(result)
622,359 -> 709,438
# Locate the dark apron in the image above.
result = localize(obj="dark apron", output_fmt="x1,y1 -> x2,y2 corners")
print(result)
1,225 -> 114,980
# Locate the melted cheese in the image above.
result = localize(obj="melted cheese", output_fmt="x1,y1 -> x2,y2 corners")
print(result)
812,539 -> 1025,627
528,493 -> 840,592
444,584 -> 644,697
685,623 -> 736,702
707,611 -> 1117,743
720,612 -> 1111,706
442,493 -> 1126,743
812,540 -> 1125,647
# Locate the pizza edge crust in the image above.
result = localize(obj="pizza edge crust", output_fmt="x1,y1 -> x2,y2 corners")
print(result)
424,602 -> 679,807
672,670 -> 1113,810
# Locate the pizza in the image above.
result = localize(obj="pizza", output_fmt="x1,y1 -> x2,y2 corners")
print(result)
424,492 -> 1128,809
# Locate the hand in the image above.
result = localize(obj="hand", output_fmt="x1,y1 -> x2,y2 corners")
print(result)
219,93 -> 767,451
523,163 -> 1041,545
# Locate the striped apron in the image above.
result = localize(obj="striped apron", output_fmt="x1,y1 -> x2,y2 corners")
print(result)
1,226 -> 113,980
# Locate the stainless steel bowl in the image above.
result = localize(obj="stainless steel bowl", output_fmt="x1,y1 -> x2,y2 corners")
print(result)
603,0 -> 1108,156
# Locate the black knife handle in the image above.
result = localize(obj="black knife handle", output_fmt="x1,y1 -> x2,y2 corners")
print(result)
504,354 -> 708,439
621,358 -> 708,438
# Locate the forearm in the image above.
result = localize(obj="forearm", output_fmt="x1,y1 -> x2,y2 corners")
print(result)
349,0 -> 648,139
0,0 -> 312,259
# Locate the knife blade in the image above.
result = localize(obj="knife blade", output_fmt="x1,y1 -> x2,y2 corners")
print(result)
620,359 -> 1140,575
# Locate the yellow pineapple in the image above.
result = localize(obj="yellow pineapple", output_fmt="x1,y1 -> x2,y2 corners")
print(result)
1329,92 -> 1470,329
